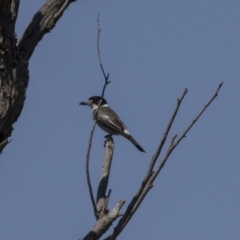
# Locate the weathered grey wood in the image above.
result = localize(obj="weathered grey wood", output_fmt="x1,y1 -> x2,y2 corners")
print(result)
17,0 -> 76,61
83,199 -> 125,240
0,0 -> 76,153
82,138 -> 126,240
96,137 -> 114,218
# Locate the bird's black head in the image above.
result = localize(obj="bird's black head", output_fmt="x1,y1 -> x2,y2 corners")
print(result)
88,96 -> 107,105
79,96 -> 108,108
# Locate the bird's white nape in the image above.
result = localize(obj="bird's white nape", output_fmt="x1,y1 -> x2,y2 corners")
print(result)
101,104 -> 109,107
92,104 -> 108,110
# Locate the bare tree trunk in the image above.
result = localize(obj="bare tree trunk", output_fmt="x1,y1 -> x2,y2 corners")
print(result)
0,0 -> 25,151
0,0 -> 77,153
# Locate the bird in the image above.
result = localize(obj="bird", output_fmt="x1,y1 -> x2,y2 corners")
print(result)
79,96 -> 145,152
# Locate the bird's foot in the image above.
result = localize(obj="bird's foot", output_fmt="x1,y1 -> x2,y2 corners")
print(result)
104,134 -> 112,139
104,135 -> 113,147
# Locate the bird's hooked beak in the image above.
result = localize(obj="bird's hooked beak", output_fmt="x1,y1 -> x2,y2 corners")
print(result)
79,101 -> 87,106
79,99 -> 92,106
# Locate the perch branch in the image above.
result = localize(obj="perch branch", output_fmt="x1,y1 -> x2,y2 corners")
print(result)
96,137 -> 114,219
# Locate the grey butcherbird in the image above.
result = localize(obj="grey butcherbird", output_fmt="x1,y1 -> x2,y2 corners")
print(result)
79,96 -> 145,152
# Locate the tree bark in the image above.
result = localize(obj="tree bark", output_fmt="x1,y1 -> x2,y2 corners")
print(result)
0,0 -> 76,153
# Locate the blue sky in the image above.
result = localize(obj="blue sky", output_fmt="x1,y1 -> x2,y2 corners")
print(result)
1,1 -> 240,239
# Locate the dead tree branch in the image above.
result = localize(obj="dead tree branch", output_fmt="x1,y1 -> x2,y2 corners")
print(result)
147,88 -> 188,175
17,0 -> 77,61
103,82 -> 223,240
83,138 -> 126,240
83,200 -> 125,240
96,137 -> 114,219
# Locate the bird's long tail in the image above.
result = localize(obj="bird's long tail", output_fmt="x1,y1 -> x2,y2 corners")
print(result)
128,135 -> 145,152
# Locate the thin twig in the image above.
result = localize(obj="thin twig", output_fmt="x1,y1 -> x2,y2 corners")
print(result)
154,82 -> 224,179
147,88 -> 188,175
170,134 -> 178,147
171,82 -> 224,148
86,121 -> 98,218
96,13 -> 111,116
97,13 -> 110,83
104,189 -> 112,210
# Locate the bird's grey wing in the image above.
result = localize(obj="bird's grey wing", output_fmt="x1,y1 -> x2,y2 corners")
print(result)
97,107 -> 127,134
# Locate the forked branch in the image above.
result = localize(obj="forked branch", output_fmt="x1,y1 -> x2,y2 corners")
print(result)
104,82 -> 223,240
